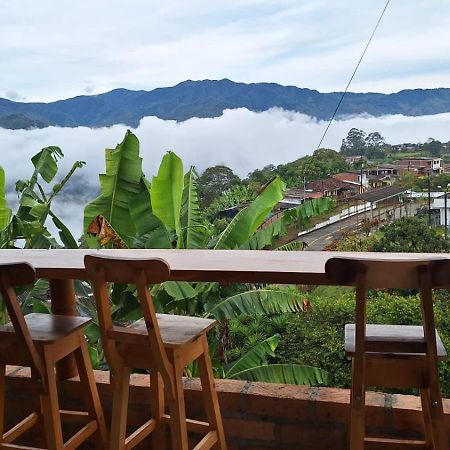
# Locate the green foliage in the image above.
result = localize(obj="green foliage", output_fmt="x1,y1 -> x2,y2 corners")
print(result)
0,146 -> 84,249
213,177 -> 285,249
84,130 -> 144,246
82,130 -> 332,385
181,168 -> 208,248
423,139 -> 443,157
340,128 -> 387,159
151,151 -> 184,240
206,289 -> 305,320
205,184 -> 255,222
197,165 -> 241,207
373,216 -> 450,253
413,174 -> 450,192
275,287 -> 450,396
326,232 -> 380,251
0,167 -> 11,230
247,149 -> 348,189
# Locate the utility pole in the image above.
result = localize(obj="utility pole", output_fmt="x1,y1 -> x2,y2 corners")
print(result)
427,173 -> 432,227
303,175 -> 306,204
445,188 -> 448,239
445,183 -> 449,239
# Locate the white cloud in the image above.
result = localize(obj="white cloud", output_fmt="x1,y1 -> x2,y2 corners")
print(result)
1,109 -> 450,238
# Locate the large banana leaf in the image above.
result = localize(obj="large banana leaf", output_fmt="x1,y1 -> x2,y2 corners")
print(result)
129,180 -> 172,248
0,167 -> 11,230
231,364 -> 328,386
283,197 -> 335,228
181,167 -> 207,248
214,177 -> 285,249
239,218 -> 286,250
206,289 -> 304,320
84,131 -> 144,245
240,197 -> 335,249
30,146 -> 63,185
151,151 -> 184,239
276,241 -> 305,251
224,335 -> 279,378
49,211 -> 78,249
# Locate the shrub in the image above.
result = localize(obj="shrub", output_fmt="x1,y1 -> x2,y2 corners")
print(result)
275,287 -> 450,396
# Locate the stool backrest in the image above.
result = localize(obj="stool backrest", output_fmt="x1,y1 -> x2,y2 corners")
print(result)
325,257 -> 450,366
0,263 -> 45,382
84,255 -> 175,395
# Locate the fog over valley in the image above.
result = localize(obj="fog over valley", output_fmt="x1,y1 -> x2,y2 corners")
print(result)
1,108 -> 450,240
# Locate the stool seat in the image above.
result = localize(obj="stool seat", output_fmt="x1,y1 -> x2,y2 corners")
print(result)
109,314 -> 216,348
345,324 -> 447,359
0,313 -> 91,343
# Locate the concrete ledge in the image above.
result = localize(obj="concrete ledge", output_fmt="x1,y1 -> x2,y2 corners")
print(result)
4,366 -> 450,449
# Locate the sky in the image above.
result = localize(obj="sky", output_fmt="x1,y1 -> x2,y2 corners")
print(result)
1,0 -> 449,102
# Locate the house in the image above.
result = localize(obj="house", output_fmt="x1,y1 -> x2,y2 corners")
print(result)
305,178 -> 359,200
431,195 -> 450,229
396,157 -> 443,175
344,155 -> 367,165
332,171 -> 368,193
365,164 -> 399,178
363,164 -> 399,188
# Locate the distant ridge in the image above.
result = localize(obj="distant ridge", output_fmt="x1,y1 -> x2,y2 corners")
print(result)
1,79 -> 450,129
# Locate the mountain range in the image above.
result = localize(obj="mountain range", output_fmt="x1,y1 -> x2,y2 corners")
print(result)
1,79 -> 450,130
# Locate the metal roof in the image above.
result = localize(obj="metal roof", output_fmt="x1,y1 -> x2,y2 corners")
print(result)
353,185 -> 408,203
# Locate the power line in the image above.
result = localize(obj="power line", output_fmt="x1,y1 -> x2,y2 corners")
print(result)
316,0 -> 391,151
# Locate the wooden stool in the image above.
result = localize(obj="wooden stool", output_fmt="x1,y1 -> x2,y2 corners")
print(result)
326,257 -> 450,450
0,262 -> 108,449
85,255 -> 227,450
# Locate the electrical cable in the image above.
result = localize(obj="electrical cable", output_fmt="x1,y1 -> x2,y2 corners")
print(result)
316,0 -> 391,151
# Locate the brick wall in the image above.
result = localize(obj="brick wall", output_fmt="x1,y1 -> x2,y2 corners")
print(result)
4,366 -> 449,449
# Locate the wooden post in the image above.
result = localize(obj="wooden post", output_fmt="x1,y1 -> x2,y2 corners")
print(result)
49,279 -> 79,379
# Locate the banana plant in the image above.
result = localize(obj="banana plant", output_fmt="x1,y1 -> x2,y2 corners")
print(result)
223,335 -> 327,385
83,131 -> 335,386
0,146 -> 84,249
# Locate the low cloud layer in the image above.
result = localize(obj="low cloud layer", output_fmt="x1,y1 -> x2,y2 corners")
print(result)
1,108 -> 449,238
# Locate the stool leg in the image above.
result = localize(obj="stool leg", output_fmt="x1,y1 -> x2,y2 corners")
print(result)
74,336 -> 109,449
427,375 -> 448,450
349,358 -> 365,450
0,364 -> 5,443
420,388 -> 434,447
150,371 -> 166,450
31,369 -> 46,448
110,366 -> 131,450
197,336 -> 227,450
168,349 -> 189,450
41,352 -> 64,450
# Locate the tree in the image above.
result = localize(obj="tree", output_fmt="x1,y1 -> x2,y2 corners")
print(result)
247,148 -> 349,189
397,171 -> 416,188
365,132 -> 386,159
423,138 -> 443,157
365,131 -> 385,149
197,165 -> 241,207
373,217 -> 450,253
340,128 -> 366,156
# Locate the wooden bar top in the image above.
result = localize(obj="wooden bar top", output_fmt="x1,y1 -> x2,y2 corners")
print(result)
1,249 -> 448,285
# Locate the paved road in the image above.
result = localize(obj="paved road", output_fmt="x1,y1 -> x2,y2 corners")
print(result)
299,203 -> 418,251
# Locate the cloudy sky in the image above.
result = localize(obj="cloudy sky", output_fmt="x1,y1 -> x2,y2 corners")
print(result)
1,0 -> 449,102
